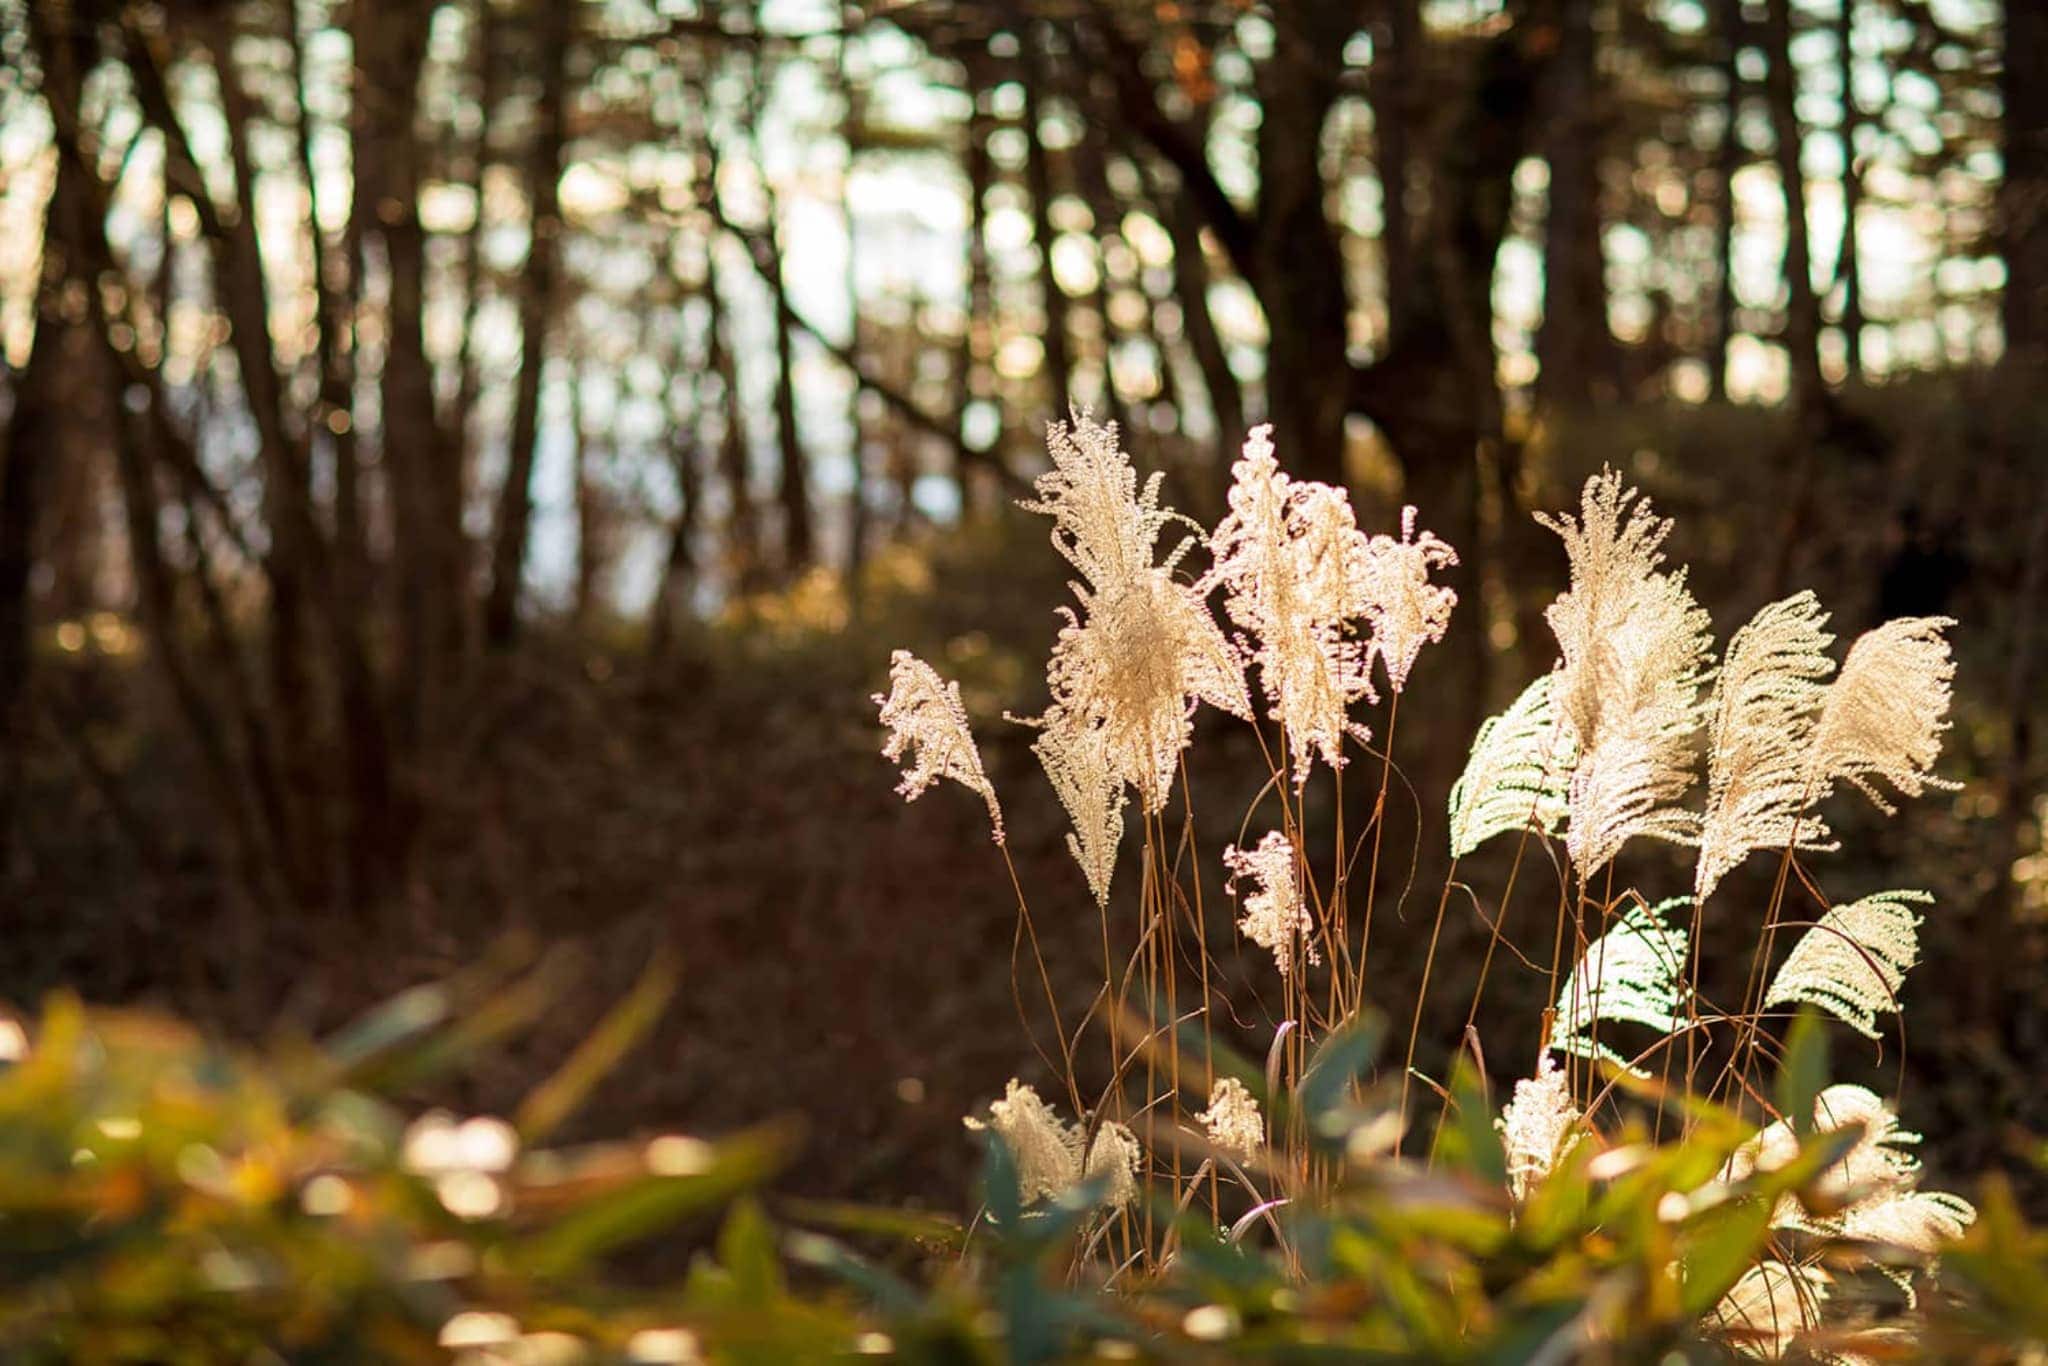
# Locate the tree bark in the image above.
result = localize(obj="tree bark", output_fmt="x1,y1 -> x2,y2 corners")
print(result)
1535,0 -> 1615,407
0,6 -> 95,868
1763,0 -> 1826,417
1835,0 -> 1863,380
484,0 -> 576,649
1021,28 -> 1075,421
2002,0 -> 2048,365
1711,0 -> 1744,400
1252,3 -> 1355,483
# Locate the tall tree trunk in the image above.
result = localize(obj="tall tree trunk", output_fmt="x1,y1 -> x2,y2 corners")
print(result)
1763,0 -> 1826,417
2002,0 -> 2048,366
705,237 -> 760,590
955,56 -> 998,509
1835,0 -> 1863,380
1711,0 -> 1744,400
1378,0 -> 1419,342
351,0 -> 456,737
1535,0 -> 1614,408
761,188 -> 814,573
0,9 -> 94,868
484,0 -> 575,649
1253,4 -> 1354,483
451,0 -> 502,441
287,0 -> 393,913
840,26 -> 869,590
1021,28 -> 1075,421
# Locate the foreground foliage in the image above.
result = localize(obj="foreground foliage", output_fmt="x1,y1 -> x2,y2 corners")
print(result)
0,981 -> 2040,1362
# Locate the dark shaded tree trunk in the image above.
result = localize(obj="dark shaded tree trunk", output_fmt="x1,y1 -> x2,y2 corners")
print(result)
485,0 -> 576,648
1835,0 -> 1863,379
1021,28 -> 1074,421
1378,0 -> 1420,342
955,56 -> 998,507
1252,4 -> 1355,483
1535,0 -> 1615,407
1711,0 -> 1744,400
2002,0 -> 2048,365
0,7 -> 95,868
762,190 -> 814,573
1763,0 -> 1826,417
352,1 -> 460,736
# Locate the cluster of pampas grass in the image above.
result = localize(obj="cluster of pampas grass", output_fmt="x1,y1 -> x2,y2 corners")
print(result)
872,416 -> 1970,1357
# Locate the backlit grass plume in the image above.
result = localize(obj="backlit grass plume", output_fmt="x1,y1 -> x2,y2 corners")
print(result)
1205,426 -> 1379,787
1196,1078 -> 1266,1163
1032,712 -> 1127,907
1764,889 -> 1927,1040
1546,899 -> 1690,1073
1497,1055 -> 1581,1204
1536,470 -> 1714,880
1710,1260 -> 1830,1360
1694,592 -> 1838,901
963,1080 -> 1141,1211
1807,616 -> 1959,813
1024,413 -> 1249,816
1224,830 -> 1318,976
874,650 -> 1005,844
1447,674 -> 1576,858
1356,505 -> 1459,693
1207,427 -> 1456,788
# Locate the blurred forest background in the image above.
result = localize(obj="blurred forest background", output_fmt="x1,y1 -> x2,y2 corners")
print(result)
0,0 -> 2041,1217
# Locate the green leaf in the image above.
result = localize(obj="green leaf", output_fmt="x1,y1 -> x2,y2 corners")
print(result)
1776,1007 -> 1830,1138
1298,1010 -> 1384,1135
1677,1194 -> 1774,1315
517,945 -> 678,1143
515,1124 -> 792,1278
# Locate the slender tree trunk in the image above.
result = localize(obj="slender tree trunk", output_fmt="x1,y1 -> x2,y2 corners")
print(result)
1535,0 -> 1614,408
349,0 -> 456,743
484,0 -> 575,648
761,187 -> 814,573
705,238 -> 759,589
1836,0 -> 1863,380
649,300 -> 705,662
1021,27 -> 1073,420
2002,0 -> 2048,366
1379,0 -> 1419,342
1253,6 -> 1353,483
840,27 -> 869,590
287,0 -> 392,912
1711,0 -> 1744,399
0,12 -> 94,868
451,0 -> 502,440
955,57 -> 997,509
1763,0 -> 1826,417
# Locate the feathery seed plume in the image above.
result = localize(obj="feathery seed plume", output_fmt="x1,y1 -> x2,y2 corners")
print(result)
1022,413 -> 1248,818
1077,1121 -> 1142,1209
1196,1078 -> 1266,1163
1546,899 -> 1691,1074
875,650 -> 1005,844
1223,831 -> 1319,976
1694,592 -> 1838,901
1206,425 -> 1377,786
1536,471 -> 1714,880
1355,505 -> 1459,693
1031,713 -> 1128,908
1808,616 -> 1958,813
1497,1055 -> 1582,1204
1711,1261 -> 1830,1360
1447,673 -> 1577,858
1763,889 -> 1927,1040
963,1080 -> 1081,1205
